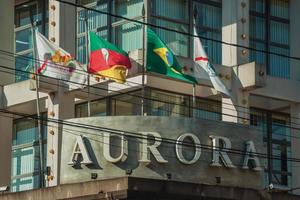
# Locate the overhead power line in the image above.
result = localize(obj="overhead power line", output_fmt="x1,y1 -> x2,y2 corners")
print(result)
1,108 -> 300,165
55,0 -> 300,61
0,63 -> 299,140
1,49 -> 300,126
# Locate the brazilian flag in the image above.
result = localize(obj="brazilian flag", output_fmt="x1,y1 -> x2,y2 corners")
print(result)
146,28 -> 196,84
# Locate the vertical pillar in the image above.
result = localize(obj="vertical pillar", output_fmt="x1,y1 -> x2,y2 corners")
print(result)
222,0 -> 250,124
49,0 -> 76,54
46,88 -> 75,186
290,103 -> 300,195
47,1 -> 77,186
222,91 -> 249,124
0,0 -> 14,85
290,0 -> 300,80
0,114 -> 13,187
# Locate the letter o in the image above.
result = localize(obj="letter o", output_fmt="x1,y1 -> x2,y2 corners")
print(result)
175,133 -> 201,164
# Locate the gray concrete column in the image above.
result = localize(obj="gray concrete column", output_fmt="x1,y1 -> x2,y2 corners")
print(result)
0,114 -> 13,188
290,103 -> 300,195
290,0 -> 300,81
222,90 -> 249,124
0,0 -> 14,85
48,0 -> 76,55
222,0 -> 249,66
46,87 -> 75,187
222,0 -> 250,124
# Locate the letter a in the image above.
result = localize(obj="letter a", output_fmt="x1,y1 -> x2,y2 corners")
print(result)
68,135 -> 93,165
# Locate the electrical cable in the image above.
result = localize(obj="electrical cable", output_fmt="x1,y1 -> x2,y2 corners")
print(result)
1,49 -> 300,126
55,0 -> 300,61
2,108 -> 300,165
0,64 -> 299,142
0,64 -> 299,141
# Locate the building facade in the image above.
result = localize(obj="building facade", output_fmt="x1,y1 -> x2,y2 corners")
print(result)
1,0 -> 300,199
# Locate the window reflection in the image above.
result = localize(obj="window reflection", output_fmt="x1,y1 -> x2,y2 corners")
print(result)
11,114 -> 47,192
249,0 -> 290,79
14,0 -> 48,83
250,108 -> 291,187
75,88 -> 221,121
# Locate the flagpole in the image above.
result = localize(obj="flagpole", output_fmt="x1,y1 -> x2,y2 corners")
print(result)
141,4 -> 146,116
191,7 -> 196,118
192,84 -> 196,117
31,15 -> 44,188
85,10 -> 91,117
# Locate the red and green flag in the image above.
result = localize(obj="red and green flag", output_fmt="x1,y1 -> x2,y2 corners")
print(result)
146,28 -> 196,84
89,32 -> 131,83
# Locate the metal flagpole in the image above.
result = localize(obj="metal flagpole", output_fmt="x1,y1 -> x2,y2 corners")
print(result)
192,7 -> 197,118
85,10 -> 91,117
30,9 -> 44,188
141,4 -> 146,116
192,83 -> 196,117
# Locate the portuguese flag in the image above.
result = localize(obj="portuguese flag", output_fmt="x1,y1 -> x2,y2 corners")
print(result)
146,28 -> 196,84
89,32 -> 131,83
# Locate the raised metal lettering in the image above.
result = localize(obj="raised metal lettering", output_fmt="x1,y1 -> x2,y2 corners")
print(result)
176,133 -> 201,164
242,140 -> 262,171
210,135 -> 236,168
103,132 -> 128,163
139,132 -> 168,163
68,135 -> 93,165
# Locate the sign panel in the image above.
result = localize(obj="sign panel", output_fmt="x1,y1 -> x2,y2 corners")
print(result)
60,116 -> 266,189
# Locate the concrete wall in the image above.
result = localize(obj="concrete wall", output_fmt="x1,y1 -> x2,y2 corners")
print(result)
291,104 -> 300,195
0,0 -> 14,85
290,0 -> 300,81
2,177 -> 300,200
0,115 -> 13,188
221,0 -> 251,124
60,116 -> 265,190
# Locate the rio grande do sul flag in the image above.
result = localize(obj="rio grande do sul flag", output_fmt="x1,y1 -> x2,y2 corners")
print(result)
35,31 -> 86,88
146,28 -> 196,84
193,27 -> 230,96
88,32 -> 131,84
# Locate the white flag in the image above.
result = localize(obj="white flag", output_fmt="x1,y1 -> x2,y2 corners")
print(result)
34,31 -> 86,89
193,27 -> 230,96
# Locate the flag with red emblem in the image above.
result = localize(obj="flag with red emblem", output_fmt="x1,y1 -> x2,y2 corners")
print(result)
35,31 -> 86,88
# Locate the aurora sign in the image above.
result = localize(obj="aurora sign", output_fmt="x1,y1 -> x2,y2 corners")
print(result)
60,116 -> 266,189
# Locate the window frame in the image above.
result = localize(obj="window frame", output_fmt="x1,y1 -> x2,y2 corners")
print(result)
249,0 -> 290,78
250,107 -> 292,187
11,113 -> 47,192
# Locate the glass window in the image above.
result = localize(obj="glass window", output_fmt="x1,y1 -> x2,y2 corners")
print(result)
250,0 -> 265,13
151,0 -> 190,57
153,0 -> 188,22
75,88 -> 222,120
153,19 -> 189,57
249,0 -> 290,79
112,90 -> 142,116
250,108 -> 291,187
75,99 -> 107,117
11,175 -> 40,192
149,90 -> 190,117
11,114 -> 47,192
270,0 -> 289,19
112,0 -> 143,52
76,1 -> 109,64
76,0 -> 144,64
114,21 -> 143,52
193,0 -> 222,64
14,0 -> 49,83
193,98 -> 221,121
15,53 -> 34,82
16,29 -> 33,53
115,0 -> 144,19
